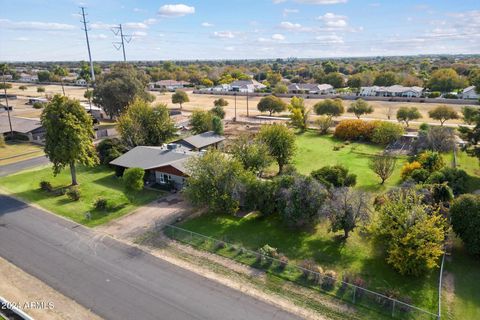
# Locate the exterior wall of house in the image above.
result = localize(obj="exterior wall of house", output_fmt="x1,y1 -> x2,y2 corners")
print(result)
153,165 -> 187,189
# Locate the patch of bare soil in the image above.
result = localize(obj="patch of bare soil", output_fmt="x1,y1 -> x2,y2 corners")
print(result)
138,232 -> 357,320
442,266 -> 455,319
0,257 -> 102,320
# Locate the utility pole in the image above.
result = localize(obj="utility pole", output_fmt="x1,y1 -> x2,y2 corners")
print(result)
112,24 -> 131,62
234,93 -> 237,122
246,91 -> 249,117
80,7 -> 95,83
1,68 -> 13,136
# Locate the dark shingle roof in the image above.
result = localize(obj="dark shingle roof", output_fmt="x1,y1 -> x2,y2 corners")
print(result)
109,146 -> 192,170
177,131 -> 225,149
0,116 -> 42,134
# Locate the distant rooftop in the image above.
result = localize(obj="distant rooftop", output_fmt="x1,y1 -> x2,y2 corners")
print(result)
0,116 -> 42,134
176,131 -> 225,150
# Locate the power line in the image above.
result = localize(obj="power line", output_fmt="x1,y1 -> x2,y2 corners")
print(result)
80,7 -> 96,83
111,24 -> 131,62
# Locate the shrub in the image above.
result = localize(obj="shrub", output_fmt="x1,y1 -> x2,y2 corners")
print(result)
33,102 -> 45,109
427,91 -> 441,98
426,167 -> 468,195
401,161 -> 422,180
96,138 -> 127,165
37,87 -> 45,93
123,167 -> 145,192
417,151 -> 445,172
39,180 -> 53,192
371,122 -> 404,146
278,254 -> 289,271
410,168 -> 430,183
66,186 -> 81,201
94,197 -> 108,210
210,105 -> 225,119
311,165 -> 357,188
0,134 -> 4,147
334,119 -> 376,141
321,270 -> 337,291
214,241 -> 226,250
316,116 -> 333,135
258,244 -> 278,258
419,123 -> 430,131
300,259 -> 316,279
451,194 -> 480,256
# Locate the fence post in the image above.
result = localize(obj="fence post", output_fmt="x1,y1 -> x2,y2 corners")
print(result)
352,286 -> 356,304
392,300 -> 396,318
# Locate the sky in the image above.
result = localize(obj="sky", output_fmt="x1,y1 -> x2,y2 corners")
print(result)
0,0 -> 479,61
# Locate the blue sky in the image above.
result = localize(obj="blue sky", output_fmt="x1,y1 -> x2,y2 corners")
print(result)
0,0 -> 479,61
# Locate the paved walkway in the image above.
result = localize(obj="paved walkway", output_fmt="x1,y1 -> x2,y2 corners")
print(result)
96,193 -> 190,240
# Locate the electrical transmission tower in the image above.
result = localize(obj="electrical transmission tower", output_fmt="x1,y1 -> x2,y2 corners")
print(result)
80,7 -> 96,83
111,24 -> 131,62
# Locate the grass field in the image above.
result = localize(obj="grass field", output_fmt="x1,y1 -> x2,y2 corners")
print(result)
0,165 -> 161,227
292,132 -> 406,191
178,213 -> 439,314
0,141 -> 44,165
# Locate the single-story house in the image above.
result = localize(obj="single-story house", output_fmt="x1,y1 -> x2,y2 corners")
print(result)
211,84 -> 231,92
1,75 -> 13,81
0,116 -> 45,142
230,79 -> 266,93
27,97 -> 48,105
460,86 -> 479,100
174,131 -> 225,151
80,103 -> 105,120
151,80 -> 190,91
110,144 -> 194,189
287,83 -> 334,95
19,73 -> 38,83
359,85 -> 424,98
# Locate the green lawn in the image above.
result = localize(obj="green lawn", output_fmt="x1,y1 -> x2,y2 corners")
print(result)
293,132 -> 406,191
0,165 -> 162,227
0,141 -> 44,165
452,151 -> 480,193
443,237 -> 480,320
178,213 -> 439,315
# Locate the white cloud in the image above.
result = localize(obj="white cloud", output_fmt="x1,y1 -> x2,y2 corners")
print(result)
124,22 -> 148,29
201,22 -> 214,27
91,34 -> 108,39
225,46 -> 235,51
133,8 -> 145,13
315,34 -> 344,43
213,31 -> 235,39
132,31 -> 147,37
317,13 -> 348,28
90,22 -> 116,30
295,0 -> 347,4
158,4 -> 195,17
0,19 -> 75,31
272,33 -> 286,41
144,18 -> 157,25
283,8 -> 299,16
280,21 -> 303,30
272,0 -> 287,4
15,37 -> 29,41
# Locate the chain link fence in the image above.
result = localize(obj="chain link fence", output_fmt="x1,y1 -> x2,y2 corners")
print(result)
162,224 -> 439,320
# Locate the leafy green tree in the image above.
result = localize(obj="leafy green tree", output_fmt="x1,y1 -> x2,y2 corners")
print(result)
316,116 -> 333,135
84,89 -> 93,106
213,98 -> 228,107
372,188 -> 447,276
450,194 -> 480,256
322,61 -> 339,74
417,150 -> 445,172
288,96 -> 309,131
37,70 -> 51,82
257,95 -> 287,116
311,165 -> 357,188
347,99 -> 373,119
93,64 -> 153,118
53,65 -> 68,96
428,105 -> 459,126
0,83 -> 12,89
273,83 -> 288,94
373,72 -> 397,86
428,68 -> 468,92
371,122 -> 404,145
369,154 -> 397,184
184,149 -> 252,215
426,167 -> 468,195
211,116 -> 223,135
190,110 -> 214,134
461,106 -> 479,125
123,167 -> 145,192
201,78 -> 214,87
323,72 -> 344,88
41,95 -> 98,185
78,61 -> 101,82
210,105 -> 225,119
96,138 -> 127,165
266,72 -> 282,86
322,188 -> 370,238
313,98 -> 344,119
257,124 -> 296,173
117,99 -> 176,148
280,175 -> 327,229
459,110 -> 480,160
172,90 -> 189,109
229,134 -> 272,175
396,106 -> 422,127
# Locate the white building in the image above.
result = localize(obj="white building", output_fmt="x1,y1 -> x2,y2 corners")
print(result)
75,79 -> 87,86
460,86 -> 479,100
359,85 -> 424,98
152,80 -> 190,91
230,79 -> 266,93
211,84 -> 231,92
287,83 -> 334,95
19,73 -> 38,83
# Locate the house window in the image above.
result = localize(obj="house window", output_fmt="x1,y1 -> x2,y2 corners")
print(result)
159,173 -> 171,184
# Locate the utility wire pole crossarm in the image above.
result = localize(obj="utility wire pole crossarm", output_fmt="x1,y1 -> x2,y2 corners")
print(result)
111,24 -> 131,62
80,7 -> 95,83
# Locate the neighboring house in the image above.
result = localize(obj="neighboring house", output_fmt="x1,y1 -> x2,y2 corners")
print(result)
0,116 -> 45,142
287,83 -> 334,95
27,97 -> 48,105
211,84 -> 231,92
19,73 -> 38,83
174,131 -> 225,151
359,85 -> 424,98
76,79 -> 87,86
460,86 -> 479,100
230,79 -> 266,93
80,103 -> 105,120
110,144 -> 194,189
152,80 -> 190,91
0,74 -> 13,81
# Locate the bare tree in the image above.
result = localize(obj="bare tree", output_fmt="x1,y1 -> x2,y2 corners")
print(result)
369,154 -> 397,184
321,188 -> 370,239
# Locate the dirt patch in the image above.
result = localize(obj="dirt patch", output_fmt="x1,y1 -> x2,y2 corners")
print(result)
0,257 -> 102,320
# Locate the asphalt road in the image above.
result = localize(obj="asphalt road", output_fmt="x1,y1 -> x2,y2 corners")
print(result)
0,195 -> 302,320
0,155 -> 49,177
